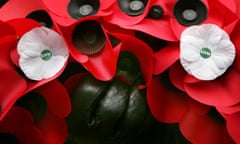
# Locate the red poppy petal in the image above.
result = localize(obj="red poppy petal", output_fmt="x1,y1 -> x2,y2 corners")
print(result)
41,0 -> 75,26
114,33 -> 154,86
219,0 -> 236,13
184,68 -> 240,107
35,80 -> 71,118
169,62 -> 186,91
0,36 -> 27,120
0,106 -> 34,134
179,107 -> 231,144
153,43 -> 179,75
7,18 -> 41,37
170,0 -> 224,39
37,113 -> 68,144
64,73 -> 87,94
0,0 -> 44,21
0,21 -> 16,38
125,18 -> 178,41
147,77 -> 188,123
83,39 -> 121,81
226,112 -> 240,143
99,0 -> 115,10
217,103 -> 240,114
18,125 -> 46,144
236,0 -> 240,17
104,0 -> 151,26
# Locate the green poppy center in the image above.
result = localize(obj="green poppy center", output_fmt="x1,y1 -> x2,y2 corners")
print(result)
200,47 -> 211,59
41,49 -> 52,61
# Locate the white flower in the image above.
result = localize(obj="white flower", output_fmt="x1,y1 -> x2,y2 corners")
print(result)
17,27 -> 69,81
180,24 -> 236,80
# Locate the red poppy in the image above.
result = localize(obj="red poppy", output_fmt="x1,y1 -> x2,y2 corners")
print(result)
147,71 -> 236,143
169,18 -> 240,109
170,0 -> 238,39
41,0 -> 115,26
104,0 -> 178,41
57,17 -> 123,81
153,0 -> 239,75
0,80 -> 71,144
179,100 -> 235,144
0,19 -> 68,120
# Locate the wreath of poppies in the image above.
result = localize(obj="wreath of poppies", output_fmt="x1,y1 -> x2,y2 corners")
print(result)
0,0 -> 240,143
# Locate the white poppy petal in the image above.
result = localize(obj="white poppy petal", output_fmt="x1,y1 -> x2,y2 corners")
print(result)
17,27 -> 69,81
180,24 -> 236,80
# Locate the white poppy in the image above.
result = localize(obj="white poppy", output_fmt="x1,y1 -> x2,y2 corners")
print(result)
180,24 -> 235,80
17,27 -> 69,81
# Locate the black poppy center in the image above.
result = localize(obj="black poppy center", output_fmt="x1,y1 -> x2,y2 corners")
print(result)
174,0 -> 208,26
72,20 -> 106,55
118,0 -> 148,16
68,0 -> 100,19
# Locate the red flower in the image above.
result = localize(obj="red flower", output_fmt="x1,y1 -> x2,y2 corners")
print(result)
147,71 -> 236,143
169,19 -> 240,109
0,19 -> 67,120
0,80 -> 71,144
41,0 -> 115,26
105,0 -> 178,41
153,0 -> 239,75
170,0 -> 238,39
57,17 -> 121,81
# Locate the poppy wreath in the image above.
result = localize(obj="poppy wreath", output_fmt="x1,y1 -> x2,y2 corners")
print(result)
0,0 -> 240,144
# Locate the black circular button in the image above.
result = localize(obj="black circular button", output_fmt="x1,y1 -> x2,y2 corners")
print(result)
68,0 -> 100,19
147,5 -> 164,19
118,0 -> 148,16
72,20 -> 106,55
174,0 -> 208,26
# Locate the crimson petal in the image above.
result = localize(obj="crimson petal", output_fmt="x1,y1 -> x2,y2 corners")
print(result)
0,36 -> 27,120
179,103 -> 233,144
226,112 -> 240,143
113,33 -> 154,86
0,106 -> 34,134
0,0 -> 44,20
18,125 -> 46,144
104,0 -> 151,26
0,21 -> 16,38
7,18 -> 41,37
184,68 -> 240,107
37,112 -> 68,144
35,80 -> 71,118
41,0 -> 114,26
169,62 -> 186,91
147,77 -> 188,123
153,43 -> 179,74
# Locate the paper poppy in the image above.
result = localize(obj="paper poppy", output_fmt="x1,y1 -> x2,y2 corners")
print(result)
0,79 -> 70,144
169,19 -> 240,108
179,100 -> 236,144
41,0 -> 115,26
105,0 -> 178,41
0,18 -> 67,120
57,17 -> 122,81
180,24 -> 235,80
147,70 -> 236,143
17,26 -> 69,81
170,0 -> 239,39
